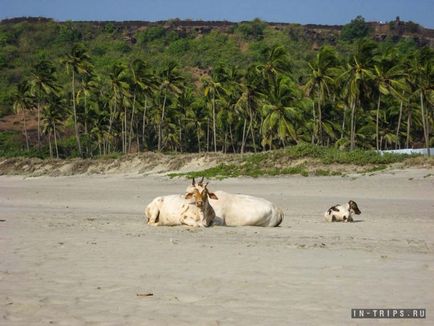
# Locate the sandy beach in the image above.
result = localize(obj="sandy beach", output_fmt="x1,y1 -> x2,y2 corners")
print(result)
1,169 -> 433,325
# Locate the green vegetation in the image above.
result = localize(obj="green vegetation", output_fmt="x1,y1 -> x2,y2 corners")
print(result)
0,17 -> 433,161
341,16 -> 370,41
168,143 -> 413,179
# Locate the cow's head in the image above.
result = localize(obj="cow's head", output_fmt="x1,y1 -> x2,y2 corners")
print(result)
185,178 -> 218,208
348,200 -> 361,215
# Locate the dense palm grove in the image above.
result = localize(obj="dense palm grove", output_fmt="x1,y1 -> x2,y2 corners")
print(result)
2,17 -> 434,158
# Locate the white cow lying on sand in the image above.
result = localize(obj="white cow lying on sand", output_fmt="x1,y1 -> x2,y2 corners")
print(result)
324,200 -> 361,222
187,178 -> 284,227
145,181 -> 218,227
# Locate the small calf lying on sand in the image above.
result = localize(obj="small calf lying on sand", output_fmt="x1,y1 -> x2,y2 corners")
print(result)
324,200 -> 361,222
145,181 -> 218,227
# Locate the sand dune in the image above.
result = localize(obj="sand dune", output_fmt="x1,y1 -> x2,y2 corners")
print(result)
1,169 -> 433,324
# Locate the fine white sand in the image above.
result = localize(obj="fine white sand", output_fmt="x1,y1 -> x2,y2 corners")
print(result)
1,169 -> 433,325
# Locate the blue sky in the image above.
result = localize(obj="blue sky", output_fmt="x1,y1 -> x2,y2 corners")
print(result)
1,0 -> 433,28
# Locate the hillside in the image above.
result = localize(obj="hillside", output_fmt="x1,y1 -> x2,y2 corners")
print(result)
0,16 -> 432,160
1,16 -> 433,116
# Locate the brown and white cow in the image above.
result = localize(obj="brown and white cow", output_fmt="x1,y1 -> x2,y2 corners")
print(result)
145,179 -> 218,227
324,200 -> 361,222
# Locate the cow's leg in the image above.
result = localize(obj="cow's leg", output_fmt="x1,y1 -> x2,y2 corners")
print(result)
145,202 -> 161,225
180,215 -> 202,227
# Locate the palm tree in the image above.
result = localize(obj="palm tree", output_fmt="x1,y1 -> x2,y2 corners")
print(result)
304,46 -> 338,145
243,65 -> 263,152
372,49 -> 406,150
88,99 -> 110,156
202,69 -> 227,152
260,76 -> 302,149
338,40 -> 376,150
76,73 -> 99,155
157,62 -> 183,151
175,87 -> 198,152
29,60 -> 58,148
410,47 -> 433,155
62,43 -> 93,156
256,45 -> 291,90
13,81 -> 33,151
128,59 -> 155,152
108,62 -> 130,153
42,95 -> 65,159
217,65 -> 244,153
233,80 -> 250,153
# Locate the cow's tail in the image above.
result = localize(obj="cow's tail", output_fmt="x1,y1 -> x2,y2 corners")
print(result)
145,198 -> 161,225
274,208 -> 284,227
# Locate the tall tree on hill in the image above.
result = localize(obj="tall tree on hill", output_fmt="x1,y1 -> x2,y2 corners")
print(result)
129,59 -> 155,152
76,72 -> 99,156
256,45 -> 291,91
338,40 -> 376,150
13,81 -> 33,151
371,49 -> 406,150
203,71 -> 227,153
42,95 -> 65,159
260,76 -> 302,149
244,65 -> 263,152
62,44 -> 93,157
108,63 -> 130,153
304,46 -> 338,145
29,60 -> 58,148
234,78 -> 250,153
410,47 -> 433,156
157,62 -> 183,151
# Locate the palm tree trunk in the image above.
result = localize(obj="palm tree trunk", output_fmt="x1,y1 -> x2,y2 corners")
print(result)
124,105 -> 127,153
128,93 -> 136,152
311,101 -> 316,144
142,99 -> 147,151
179,118 -> 182,153
212,94 -> 217,152
196,125 -> 201,153
406,108 -> 412,149
22,110 -> 30,151
420,91 -> 430,156
318,100 -> 322,145
241,118 -> 247,154
53,123 -> 59,159
197,123 -> 201,153
84,93 -> 88,134
376,94 -> 381,151
37,100 -> 41,148
229,125 -> 236,153
48,132 -> 53,159
350,100 -> 356,151
248,107 -> 257,152
84,93 -> 89,156
206,118 -> 210,152
71,70 -> 82,156
136,131 -> 140,154
158,92 -> 167,151
341,105 -> 346,139
395,100 -> 403,149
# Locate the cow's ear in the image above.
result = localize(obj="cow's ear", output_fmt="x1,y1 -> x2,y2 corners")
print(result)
208,192 -> 218,200
185,192 -> 193,199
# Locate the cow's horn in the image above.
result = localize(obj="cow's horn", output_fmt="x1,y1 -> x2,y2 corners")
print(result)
199,176 -> 204,185
192,177 -> 196,186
